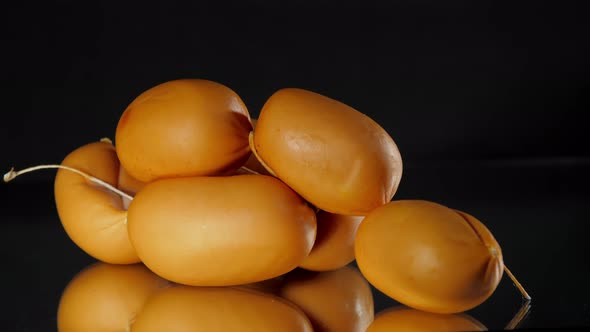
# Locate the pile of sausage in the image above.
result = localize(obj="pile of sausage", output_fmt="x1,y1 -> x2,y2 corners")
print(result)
7,79 -> 527,331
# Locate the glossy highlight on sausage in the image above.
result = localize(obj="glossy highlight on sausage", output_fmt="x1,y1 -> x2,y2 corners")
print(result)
127,174 -> 317,286
116,79 -> 253,182
355,200 -> 503,314
252,88 -> 403,215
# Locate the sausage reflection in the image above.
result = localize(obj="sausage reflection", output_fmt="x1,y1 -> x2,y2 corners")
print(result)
57,262 -> 169,332
366,306 -> 487,332
278,266 -> 374,332
130,285 -> 313,332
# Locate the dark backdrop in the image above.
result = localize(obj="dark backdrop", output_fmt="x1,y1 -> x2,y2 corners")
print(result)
2,1 -> 588,168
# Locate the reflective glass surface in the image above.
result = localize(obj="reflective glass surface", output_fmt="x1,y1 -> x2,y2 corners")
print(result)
2,162 -> 588,330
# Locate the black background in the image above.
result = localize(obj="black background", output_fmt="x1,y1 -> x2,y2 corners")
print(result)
1,1 -> 589,331
2,1 -> 589,165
